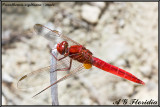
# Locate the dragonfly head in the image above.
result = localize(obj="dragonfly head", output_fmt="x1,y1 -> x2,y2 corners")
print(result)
57,41 -> 68,55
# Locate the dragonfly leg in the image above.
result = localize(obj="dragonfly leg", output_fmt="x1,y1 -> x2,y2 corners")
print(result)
51,52 -> 81,73
50,59 -> 72,73
50,49 -> 69,61
55,59 -> 72,72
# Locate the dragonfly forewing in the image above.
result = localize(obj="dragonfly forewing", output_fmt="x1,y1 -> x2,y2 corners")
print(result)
34,24 -> 81,46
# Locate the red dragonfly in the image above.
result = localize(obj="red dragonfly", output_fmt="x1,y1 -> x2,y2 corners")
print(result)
17,24 -> 145,98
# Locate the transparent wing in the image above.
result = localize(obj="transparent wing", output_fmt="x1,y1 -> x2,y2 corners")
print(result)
17,55 -> 71,89
17,53 -> 87,90
32,64 -> 85,97
34,24 -> 81,46
17,66 -> 51,89
17,58 -> 87,97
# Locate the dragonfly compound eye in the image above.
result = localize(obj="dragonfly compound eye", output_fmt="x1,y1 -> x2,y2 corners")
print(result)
57,41 -> 68,55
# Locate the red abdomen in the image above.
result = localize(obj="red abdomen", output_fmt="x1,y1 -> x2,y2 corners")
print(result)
92,57 -> 145,85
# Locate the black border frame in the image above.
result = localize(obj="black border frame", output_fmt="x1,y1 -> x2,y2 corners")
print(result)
1,1 -> 159,106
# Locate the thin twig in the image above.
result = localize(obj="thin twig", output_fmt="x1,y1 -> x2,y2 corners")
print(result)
50,48 -> 59,105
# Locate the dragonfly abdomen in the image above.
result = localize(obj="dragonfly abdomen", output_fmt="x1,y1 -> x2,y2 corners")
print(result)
92,57 -> 145,85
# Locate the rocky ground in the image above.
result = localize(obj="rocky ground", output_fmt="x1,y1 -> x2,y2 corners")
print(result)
2,2 -> 158,105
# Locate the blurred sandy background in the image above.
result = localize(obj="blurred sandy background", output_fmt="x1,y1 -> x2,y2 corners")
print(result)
2,2 -> 158,105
